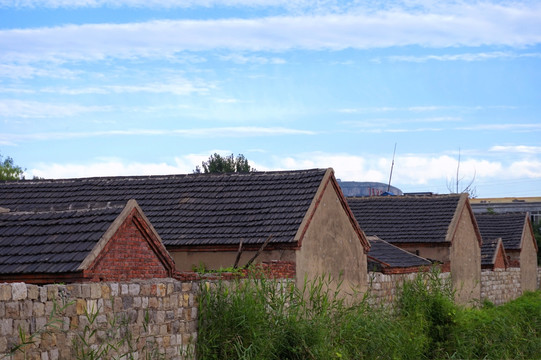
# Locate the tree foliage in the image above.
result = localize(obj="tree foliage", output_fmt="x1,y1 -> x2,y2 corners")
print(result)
0,153 -> 24,181
194,153 -> 254,174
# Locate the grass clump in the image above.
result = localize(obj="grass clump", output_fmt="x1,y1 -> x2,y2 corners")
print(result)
198,269 -> 541,360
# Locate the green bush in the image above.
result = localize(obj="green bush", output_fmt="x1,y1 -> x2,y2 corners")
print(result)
197,271 -> 541,360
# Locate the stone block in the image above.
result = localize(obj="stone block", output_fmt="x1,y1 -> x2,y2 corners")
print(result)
66,284 -> 81,298
86,299 -> 98,315
39,287 -> 47,302
0,318 -> 13,336
81,284 -> 91,298
121,284 -> 129,295
129,283 -> 140,296
181,283 -> 192,292
27,285 -> 39,300
22,300 -> 33,318
90,283 -> 101,299
46,286 -> 58,301
101,284 -> 111,299
0,284 -> 12,301
5,302 -> 19,318
49,349 -> 59,360
110,283 -> 119,297
157,283 -> 166,297
76,299 -> 86,315
0,335 -> 7,353
141,284 -> 151,296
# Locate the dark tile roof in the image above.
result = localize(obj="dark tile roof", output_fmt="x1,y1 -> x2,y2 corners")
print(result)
347,194 -> 463,243
475,212 -> 526,250
0,206 -> 124,274
367,236 -> 432,268
0,169 -> 327,247
481,237 -> 502,267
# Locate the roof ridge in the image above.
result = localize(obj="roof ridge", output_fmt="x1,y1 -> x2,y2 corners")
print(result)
1,168 -> 328,184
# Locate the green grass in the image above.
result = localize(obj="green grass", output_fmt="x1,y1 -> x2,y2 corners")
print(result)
198,269 -> 541,360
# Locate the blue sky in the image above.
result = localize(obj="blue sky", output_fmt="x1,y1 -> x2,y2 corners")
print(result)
0,0 -> 540,198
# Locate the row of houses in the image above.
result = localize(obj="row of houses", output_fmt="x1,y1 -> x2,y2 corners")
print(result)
0,168 -> 538,304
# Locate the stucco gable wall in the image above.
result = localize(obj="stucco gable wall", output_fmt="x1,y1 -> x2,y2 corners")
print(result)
450,206 -> 481,304
295,180 -> 368,296
520,223 -> 538,291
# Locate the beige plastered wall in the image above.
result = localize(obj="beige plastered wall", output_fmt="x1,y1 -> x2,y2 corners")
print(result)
395,243 -> 449,263
170,249 -> 295,272
519,224 -> 538,291
294,182 -> 368,298
449,207 -> 481,304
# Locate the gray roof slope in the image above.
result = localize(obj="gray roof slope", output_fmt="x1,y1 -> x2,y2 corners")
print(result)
481,237 -> 502,266
0,169 -> 327,247
475,212 -> 526,250
347,195 -> 462,243
367,236 -> 432,268
0,206 -> 124,274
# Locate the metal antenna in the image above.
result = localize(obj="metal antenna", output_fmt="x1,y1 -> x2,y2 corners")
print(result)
387,143 -> 397,192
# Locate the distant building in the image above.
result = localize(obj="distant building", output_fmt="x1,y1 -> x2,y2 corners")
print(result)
471,197 -> 541,224
338,181 -> 403,197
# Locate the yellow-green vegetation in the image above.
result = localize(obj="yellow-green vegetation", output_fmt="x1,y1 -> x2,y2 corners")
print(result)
198,269 -> 541,360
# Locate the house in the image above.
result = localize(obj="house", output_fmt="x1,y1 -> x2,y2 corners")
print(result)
481,237 -> 508,270
366,236 -> 432,274
475,212 -> 538,291
471,197 -> 541,224
0,168 -> 370,292
347,194 -> 482,304
0,199 -> 176,284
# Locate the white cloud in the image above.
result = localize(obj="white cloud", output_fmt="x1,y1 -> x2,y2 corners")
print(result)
490,145 -> 541,154
219,54 -> 286,65
0,0 -> 309,9
1,126 -> 316,144
382,51 -> 541,63
40,79 -> 212,95
269,151 -> 537,188
1,3 -> 540,64
29,157 -> 196,179
458,123 -> 541,131
0,64 -> 78,80
0,99 -> 111,118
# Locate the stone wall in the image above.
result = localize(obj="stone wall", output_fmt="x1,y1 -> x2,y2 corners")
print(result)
366,271 -> 451,305
480,268 -> 522,305
0,278 -> 197,360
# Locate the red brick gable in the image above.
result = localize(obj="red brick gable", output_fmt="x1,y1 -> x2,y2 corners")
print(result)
82,200 -> 176,281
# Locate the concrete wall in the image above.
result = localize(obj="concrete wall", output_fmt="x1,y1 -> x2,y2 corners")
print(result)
481,268 -> 521,305
170,249 -> 296,272
450,206 -> 481,304
0,279 -> 197,360
520,224 -> 538,291
295,181 -> 368,296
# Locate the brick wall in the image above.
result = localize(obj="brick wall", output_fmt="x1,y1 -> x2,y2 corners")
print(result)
85,209 -> 174,282
0,279 -> 197,360
480,268 -> 521,305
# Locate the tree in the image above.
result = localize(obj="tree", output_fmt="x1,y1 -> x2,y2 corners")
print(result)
194,153 -> 254,174
533,220 -> 541,265
0,153 -> 24,180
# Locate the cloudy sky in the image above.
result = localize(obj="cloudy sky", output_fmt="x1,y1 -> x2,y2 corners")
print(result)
1,0 -> 540,197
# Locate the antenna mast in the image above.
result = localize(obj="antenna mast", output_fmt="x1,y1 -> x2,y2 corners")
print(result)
387,143 -> 397,192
